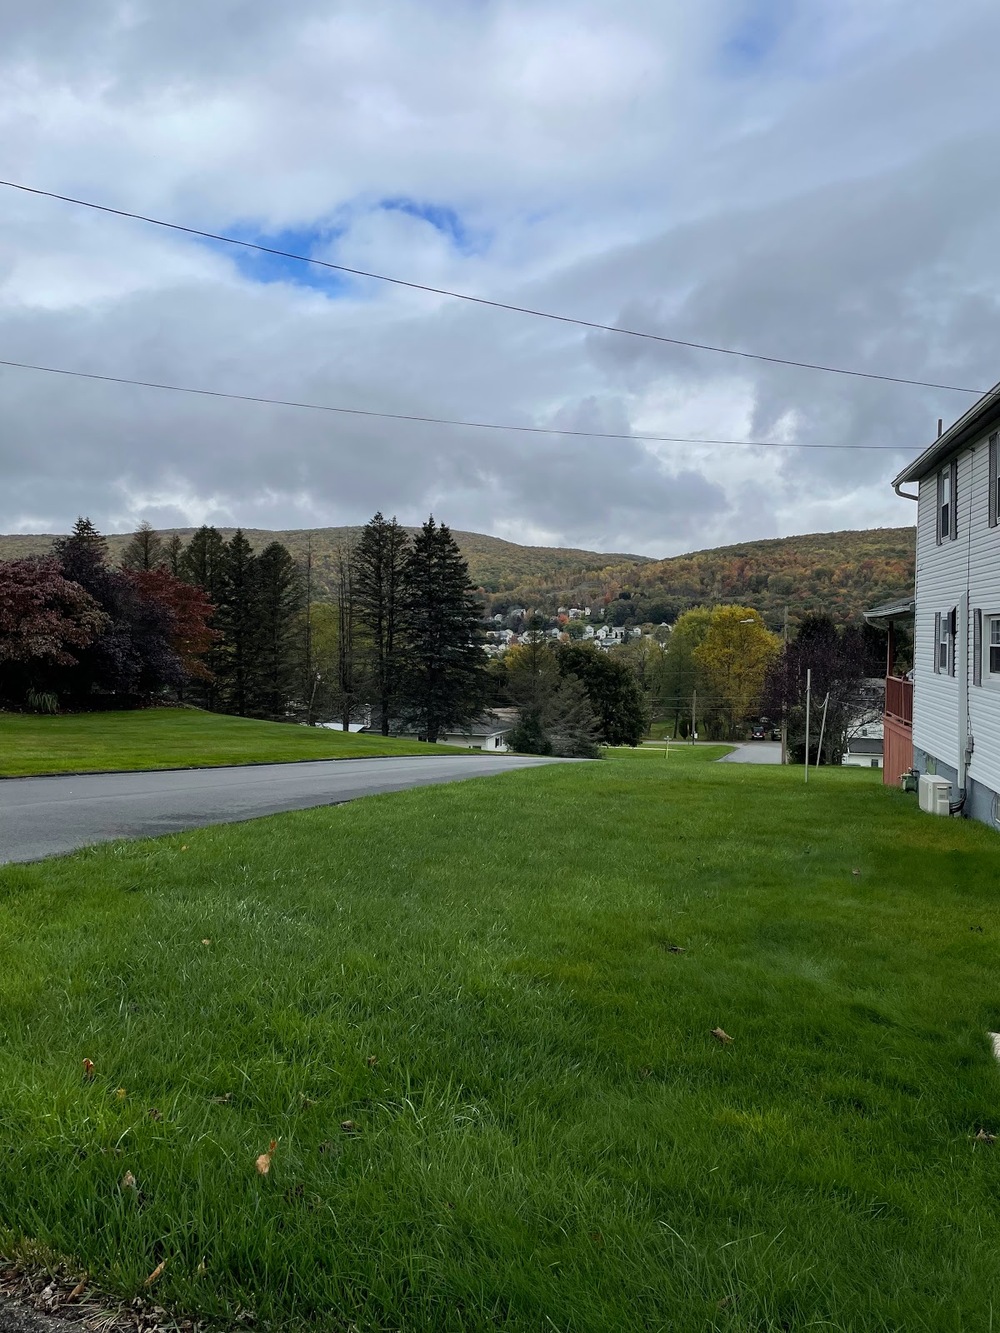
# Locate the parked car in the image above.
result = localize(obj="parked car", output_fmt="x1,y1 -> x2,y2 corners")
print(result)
751,726 -> 766,740
771,728 -> 781,741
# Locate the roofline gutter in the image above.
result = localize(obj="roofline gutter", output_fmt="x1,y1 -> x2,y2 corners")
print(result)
894,479 -> 919,502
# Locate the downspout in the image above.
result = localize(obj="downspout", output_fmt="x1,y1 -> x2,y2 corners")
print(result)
957,592 -> 970,806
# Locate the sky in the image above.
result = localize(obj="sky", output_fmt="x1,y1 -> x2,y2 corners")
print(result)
1,0 -> 998,558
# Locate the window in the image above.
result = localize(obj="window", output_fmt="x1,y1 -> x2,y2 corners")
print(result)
934,610 -> 956,676
989,617 -> 1000,680
990,434 -> 1000,529
937,459 -> 959,544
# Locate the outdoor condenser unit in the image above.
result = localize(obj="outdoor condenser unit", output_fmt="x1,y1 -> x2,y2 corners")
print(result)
918,774 -> 951,816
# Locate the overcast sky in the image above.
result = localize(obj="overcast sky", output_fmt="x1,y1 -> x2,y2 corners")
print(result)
1,0 -> 997,556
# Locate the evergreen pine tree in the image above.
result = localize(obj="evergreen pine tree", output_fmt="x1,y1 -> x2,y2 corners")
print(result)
216,530 -> 259,716
354,512 -> 410,734
399,517 -> 486,743
165,534 -> 184,576
252,541 -> 303,719
177,526 -> 227,707
120,521 -> 164,571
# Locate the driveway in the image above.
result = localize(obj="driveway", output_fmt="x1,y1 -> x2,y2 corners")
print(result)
718,742 -> 783,765
0,755 -> 563,864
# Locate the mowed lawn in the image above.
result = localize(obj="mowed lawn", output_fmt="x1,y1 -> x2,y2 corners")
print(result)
2,751 -> 1000,1331
0,707 -> 463,776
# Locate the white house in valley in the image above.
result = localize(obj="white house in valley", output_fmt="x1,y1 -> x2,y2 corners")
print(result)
883,381 -> 1000,825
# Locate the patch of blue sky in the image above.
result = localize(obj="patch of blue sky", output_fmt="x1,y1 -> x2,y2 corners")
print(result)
378,197 -> 490,257
720,0 -> 796,74
197,222 -> 352,295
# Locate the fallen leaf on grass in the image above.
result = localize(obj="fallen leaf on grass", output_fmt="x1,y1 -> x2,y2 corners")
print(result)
638,1066 -> 652,1080
67,1276 -> 88,1301
201,939 -> 211,946
210,1093 -> 232,1104
711,1028 -> 734,1045
148,1108 -> 163,1121
196,1258 -> 207,1277
180,845 -> 188,852
82,1059 -> 95,1081
121,1170 -> 138,1191
115,1087 -> 126,1101
143,1260 -> 166,1287
255,1140 -> 278,1175
851,868 -> 861,878
367,1055 -> 378,1068
340,1120 -> 358,1135
663,943 -> 686,954
300,1096 -> 317,1109
973,1128 -> 997,1145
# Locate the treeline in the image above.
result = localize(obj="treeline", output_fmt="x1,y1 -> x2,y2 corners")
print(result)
0,513 -> 490,743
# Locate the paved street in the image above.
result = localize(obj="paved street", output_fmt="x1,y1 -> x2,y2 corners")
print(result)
718,742 -> 783,765
0,755 -> 563,864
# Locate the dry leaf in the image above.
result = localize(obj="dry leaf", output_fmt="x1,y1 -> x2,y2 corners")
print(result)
148,1108 -> 163,1121
210,1093 -> 232,1104
300,1096 -> 317,1108
68,1276 -> 88,1301
180,845 -> 188,852
143,1260 -> 166,1287
255,1139 -> 278,1175
638,1066 -> 652,1080
82,1059 -> 95,1081
340,1120 -> 357,1135
201,939 -> 211,946
121,1170 -> 138,1190
974,1128 -> 997,1145
115,1087 -> 127,1100
711,1027 -> 734,1045
196,1258 -> 207,1277
367,1055 -> 378,1068
851,868 -> 861,878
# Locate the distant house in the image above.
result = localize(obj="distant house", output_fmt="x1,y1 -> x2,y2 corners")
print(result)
362,709 -> 516,751
869,380 -> 1000,824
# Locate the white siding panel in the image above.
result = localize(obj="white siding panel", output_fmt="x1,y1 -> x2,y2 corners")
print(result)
913,430 -> 1000,792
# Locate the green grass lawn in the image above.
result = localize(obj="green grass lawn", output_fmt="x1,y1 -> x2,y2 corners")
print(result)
2,751 -> 1000,1330
0,707 -> 464,776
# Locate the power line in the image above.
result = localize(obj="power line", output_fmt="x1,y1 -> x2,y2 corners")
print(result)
0,179 -> 986,397
0,356 -> 908,450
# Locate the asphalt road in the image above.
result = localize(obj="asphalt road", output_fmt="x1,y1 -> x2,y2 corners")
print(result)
0,755 -> 562,864
718,742 -> 783,764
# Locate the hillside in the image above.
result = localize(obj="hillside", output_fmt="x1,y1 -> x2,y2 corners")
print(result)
0,527 -> 649,605
0,524 -> 915,627
609,527 -> 916,629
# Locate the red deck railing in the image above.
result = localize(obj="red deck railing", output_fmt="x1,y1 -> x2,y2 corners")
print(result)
883,676 -> 913,785
885,675 -> 913,726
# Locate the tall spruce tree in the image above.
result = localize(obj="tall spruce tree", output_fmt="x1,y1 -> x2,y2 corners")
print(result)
399,517 -> 486,743
165,534 -> 184,576
120,521 -> 164,571
333,539 -> 365,730
354,512 -> 410,734
178,526 -> 227,707
216,530 -> 259,716
253,541 -> 303,718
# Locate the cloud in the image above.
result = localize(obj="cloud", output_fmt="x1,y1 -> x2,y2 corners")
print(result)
1,0 -> 997,557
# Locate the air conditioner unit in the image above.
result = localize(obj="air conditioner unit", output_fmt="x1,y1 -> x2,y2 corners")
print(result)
918,774 -> 951,816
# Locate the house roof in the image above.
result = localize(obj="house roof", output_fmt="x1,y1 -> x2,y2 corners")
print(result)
863,596 -> 915,626
893,379 -> 1000,485
846,736 -> 884,755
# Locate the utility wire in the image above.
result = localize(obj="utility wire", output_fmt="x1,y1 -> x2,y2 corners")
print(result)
0,179 -> 986,396
0,357 -> 909,451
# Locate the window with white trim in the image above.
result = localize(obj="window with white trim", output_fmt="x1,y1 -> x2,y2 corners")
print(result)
936,459 -> 959,544
988,616 -> 1000,681
934,610 -> 956,676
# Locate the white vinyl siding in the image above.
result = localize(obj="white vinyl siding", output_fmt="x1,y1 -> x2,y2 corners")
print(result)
915,433 -> 1000,795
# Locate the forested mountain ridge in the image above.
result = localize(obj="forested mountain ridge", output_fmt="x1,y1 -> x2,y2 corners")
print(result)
611,527 -> 916,629
0,524 -> 915,626
0,527 -> 649,604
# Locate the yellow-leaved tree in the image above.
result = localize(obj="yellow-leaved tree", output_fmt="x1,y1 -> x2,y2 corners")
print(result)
693,605 -> 781,737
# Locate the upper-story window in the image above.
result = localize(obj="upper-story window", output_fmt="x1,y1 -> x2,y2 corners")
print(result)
934,609 -> 955,676
990,434 -> 1000,529
937,459 -> 958,543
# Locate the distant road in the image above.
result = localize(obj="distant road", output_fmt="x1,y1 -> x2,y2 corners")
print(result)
718,743 -> 783,765
0,755 -> 563,864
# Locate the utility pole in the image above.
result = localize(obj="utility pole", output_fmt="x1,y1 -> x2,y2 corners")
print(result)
691,688 -> 697,745
804,668 -> 812,784
816,691 -> 830,769
304,536 -> 313,705
780,605 -> 789,765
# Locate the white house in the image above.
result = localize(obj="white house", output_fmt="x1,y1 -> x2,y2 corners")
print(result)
889,381 -> 1000,825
